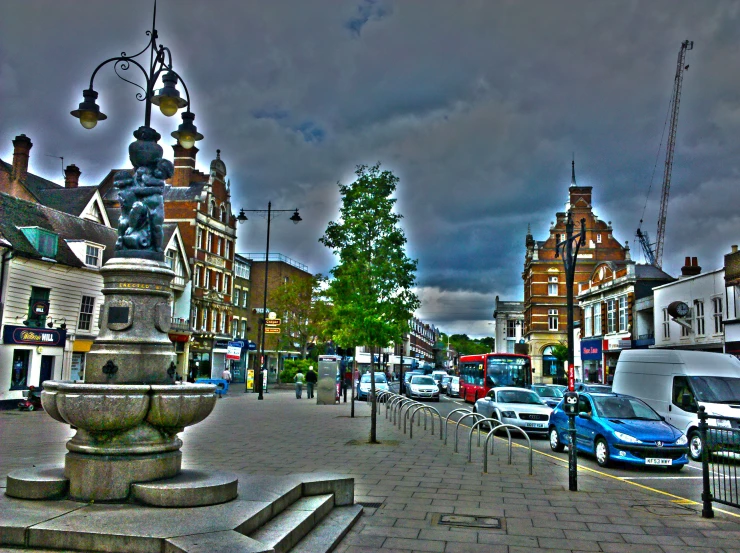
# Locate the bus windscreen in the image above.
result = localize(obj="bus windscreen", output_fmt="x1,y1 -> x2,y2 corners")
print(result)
486,356 -> 530,388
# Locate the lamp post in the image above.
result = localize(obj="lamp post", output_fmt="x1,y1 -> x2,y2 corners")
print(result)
555,211 -> 586,492
237,203 -> 301,399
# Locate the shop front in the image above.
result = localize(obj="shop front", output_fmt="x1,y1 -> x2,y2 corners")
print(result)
1,325 -> 66,403
580,338 -> 603,383
70,337 -> 94,382
212,339 -> 229,379
604,336 -> 632,385
188,334 -> 212,381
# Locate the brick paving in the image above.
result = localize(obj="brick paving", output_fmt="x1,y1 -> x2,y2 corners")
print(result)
2,388 -> 740,552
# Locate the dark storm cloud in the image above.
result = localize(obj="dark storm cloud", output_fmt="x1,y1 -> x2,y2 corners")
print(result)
3,1 -> 740,337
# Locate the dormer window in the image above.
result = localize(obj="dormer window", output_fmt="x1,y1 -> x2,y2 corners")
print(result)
85,245 -> 101,267
20,227 -> 58,259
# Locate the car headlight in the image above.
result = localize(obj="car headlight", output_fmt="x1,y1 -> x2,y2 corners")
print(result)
675,434 -> 688,446
501,411 -> 516,418
614,431 -> 643,444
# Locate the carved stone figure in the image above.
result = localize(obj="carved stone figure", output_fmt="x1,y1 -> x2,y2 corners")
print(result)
114,126 -> 173,259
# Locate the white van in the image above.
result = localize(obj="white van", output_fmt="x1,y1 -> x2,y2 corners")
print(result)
612,349 -> 740,461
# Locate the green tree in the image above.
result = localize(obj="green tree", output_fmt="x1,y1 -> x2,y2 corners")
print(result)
552,342 -> 568,373
449,334 -> 491,355
269,274 -> 331,358
320,163 -> 420,443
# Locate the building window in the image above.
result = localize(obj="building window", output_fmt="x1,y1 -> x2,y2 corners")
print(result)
681,318 -> 691,337
220,205 -> 226,223
210,200 -> 217,218
211,310 -> 217,332
241,320 -> 247,339
214,272 -> 221,291
713,297 -> 724,334
597,234 -> 602,243
618,295 -> 628,332
78,295 -> 95,332
10,349 -> 30,390
232,319 -> 238,338
242,289 -> 249,308
695,300 -> 705,336
506,319 -> 517,338
194,266 -> 201,288
663,308 -> 670,339
584,305 -> 592,338
548,309 -> 559,331
192,305 -> 198,330
196,228 -> 203,249
85,245 -> 101,267
224,274 -> 230,294
606,298 -> 616,333
234,288 -> 240,306
206,232 -> 213,252
548,276 -> 558,296
225,240 -> 231,260
27,286 -> 50,328
219,311 -> 226,333
593,302 -> 602,335
165,249 -> 175,269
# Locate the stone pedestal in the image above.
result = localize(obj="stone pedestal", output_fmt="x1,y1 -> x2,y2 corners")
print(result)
85,257 -> 176,385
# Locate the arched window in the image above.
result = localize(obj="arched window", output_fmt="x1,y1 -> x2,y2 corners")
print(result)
210,200 -> 217,218
220,204 -> 226,223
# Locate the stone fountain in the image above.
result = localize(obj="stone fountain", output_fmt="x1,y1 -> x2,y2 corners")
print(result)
7,127 -> 232,504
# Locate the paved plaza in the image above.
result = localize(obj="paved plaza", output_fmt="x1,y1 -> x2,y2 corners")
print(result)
2,388 -> 740,552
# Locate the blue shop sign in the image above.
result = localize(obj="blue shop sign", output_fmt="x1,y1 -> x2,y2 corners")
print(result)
581,339 -> 602,361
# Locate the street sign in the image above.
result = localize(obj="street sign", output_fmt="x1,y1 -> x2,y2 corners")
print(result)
265,318 -> 281,326
264,328 -> 281,334
226,341 -> 242,360
247,341 -> 257,350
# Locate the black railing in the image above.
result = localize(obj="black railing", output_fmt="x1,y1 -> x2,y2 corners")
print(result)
699,406 -> 740,518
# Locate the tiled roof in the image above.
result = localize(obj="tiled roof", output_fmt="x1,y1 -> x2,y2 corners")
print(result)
39,187 -> 98,216
635,263 -> 674,281
0,192 -> 117,268
165,183 -> 206,201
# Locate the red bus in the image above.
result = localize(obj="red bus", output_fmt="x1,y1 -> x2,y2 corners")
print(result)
458,353 -> 533,403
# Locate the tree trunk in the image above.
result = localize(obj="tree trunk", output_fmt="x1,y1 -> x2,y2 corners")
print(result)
370,345 -> 378,443
351,354 -> 356,418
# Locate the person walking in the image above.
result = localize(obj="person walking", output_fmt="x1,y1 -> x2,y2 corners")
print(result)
305,366 -> 317,399
294,369 -> 305,399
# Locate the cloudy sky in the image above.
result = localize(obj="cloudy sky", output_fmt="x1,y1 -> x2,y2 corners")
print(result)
2,1 -> 740,337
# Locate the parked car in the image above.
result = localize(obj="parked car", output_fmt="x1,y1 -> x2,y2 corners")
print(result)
575,383 -> 612,394
531,384 -> 565,409
549,392 -> 689,470
406,375 -> 440,401
473,387 -> 552,435
357,372 -> 390,400
447,376 -> 460,398
440,375 -> 452,393
431,370 -> 449,391
612,349 -> 740,461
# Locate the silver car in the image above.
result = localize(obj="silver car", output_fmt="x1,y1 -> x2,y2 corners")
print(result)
474,387 -> 552,434
407,375 -> 440,402
447,376 -> 460,397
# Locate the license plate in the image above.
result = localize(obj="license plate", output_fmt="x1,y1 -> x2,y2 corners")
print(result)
645,458 -> 672,465
526,423 -> 545,428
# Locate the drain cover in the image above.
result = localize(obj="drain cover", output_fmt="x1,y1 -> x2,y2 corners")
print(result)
359,502 -> 383,508
438,514 -> 502,529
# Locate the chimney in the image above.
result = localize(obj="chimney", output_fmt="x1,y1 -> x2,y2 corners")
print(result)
64,164 -> 81,188
681,256 -> 702,277
11,134 -> 33,182
171,144 -> 198,187
732,245 -> 738,254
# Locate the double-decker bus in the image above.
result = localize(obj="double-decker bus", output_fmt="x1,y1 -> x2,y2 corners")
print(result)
458,353 -> 532,403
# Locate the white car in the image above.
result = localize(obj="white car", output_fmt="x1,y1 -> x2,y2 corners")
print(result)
473,387 -> 552,435
447,376 -> 460,397
406,375 -> 440,402
357,372 -> 389,400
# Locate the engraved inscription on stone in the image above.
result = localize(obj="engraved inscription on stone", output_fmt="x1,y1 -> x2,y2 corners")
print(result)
107,300 -> 134,331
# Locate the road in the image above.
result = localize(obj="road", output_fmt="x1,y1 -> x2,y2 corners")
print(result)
380,382 -> 740,516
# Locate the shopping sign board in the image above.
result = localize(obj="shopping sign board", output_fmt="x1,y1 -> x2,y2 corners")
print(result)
264,328 -> 281,334
226,341 -> 242,360
265,318 -> 281,326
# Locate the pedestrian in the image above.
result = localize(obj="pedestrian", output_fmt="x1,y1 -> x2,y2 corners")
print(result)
221,367 -> 232,383
305,366 -> 317,399
294,369 -> 305,399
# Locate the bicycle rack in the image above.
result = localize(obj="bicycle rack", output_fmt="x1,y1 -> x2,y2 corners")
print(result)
405,403 -> 427,434
391,396 -> 412,425
397,398 -> 418,428
409,405 -> 443,439
386,394 -> 404,420
444,408 -> 472,445
467,418 -> 501,461
483,424 -> 533,475
454,412 -> 485,453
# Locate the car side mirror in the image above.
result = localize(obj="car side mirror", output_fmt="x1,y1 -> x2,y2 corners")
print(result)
578,412 -> 591,419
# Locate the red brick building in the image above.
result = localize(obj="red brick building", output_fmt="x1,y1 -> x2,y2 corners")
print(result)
522,162 -> 629,382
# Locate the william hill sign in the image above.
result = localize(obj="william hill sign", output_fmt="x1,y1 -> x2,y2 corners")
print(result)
3,325 -> 66,347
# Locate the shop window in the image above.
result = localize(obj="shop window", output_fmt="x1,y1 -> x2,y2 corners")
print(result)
70,352 -> 84,381
10,349 -> 30,390
78,295 -> 95,332
27,286 -> 50,328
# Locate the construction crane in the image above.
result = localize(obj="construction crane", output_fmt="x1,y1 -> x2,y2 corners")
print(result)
637,39 -> 693,269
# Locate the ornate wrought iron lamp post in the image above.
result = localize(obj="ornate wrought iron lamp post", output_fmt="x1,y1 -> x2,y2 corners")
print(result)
555,211 -> 586,492
237,204 -> 302,399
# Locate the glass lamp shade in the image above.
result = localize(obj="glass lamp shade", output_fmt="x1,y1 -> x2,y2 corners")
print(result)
178,132 -> 196,149
79,111 -> 99,129
158,96 -> 180,117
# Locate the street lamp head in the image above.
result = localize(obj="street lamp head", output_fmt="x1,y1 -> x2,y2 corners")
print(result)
170,111 -> 203,149
70,89 -> 108,130
237,209 -> 248,224
290,209 -> 302,224
151,71 -> 187,117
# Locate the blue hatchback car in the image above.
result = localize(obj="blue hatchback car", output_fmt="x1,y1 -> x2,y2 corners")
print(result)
549,392 -> 689,470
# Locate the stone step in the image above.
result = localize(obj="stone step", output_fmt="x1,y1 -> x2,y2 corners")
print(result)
249,494 -> 334,553
131,469 -> 238,507
290,504 -> 363,553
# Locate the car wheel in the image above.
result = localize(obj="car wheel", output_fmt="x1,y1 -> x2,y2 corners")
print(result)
27,404 -> 35,412
549,426 -> 565,452
595,438 -> 610,468
688,430 -> 703,462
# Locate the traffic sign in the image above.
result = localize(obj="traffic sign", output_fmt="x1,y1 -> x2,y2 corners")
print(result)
264,328 -> 281,334
265,318 -> 281,326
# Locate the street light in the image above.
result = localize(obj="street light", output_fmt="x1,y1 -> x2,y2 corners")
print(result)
237,203 -> 302,399
70,2 -> 203,150
554,210 -> 586,492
